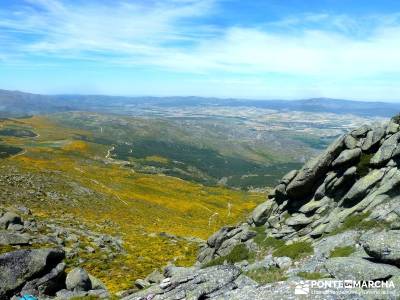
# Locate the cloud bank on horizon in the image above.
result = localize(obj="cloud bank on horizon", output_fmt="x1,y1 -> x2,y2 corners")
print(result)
0,0 -> 400,101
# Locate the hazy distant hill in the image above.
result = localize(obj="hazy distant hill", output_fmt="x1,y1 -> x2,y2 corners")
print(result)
1,89 -> 400,117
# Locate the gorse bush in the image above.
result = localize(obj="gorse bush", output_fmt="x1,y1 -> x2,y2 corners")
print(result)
329,246 -> 356,258
357,153 -> 373,178
273,241 -> 313,260
328,212 -> 390,236
252,226 -> 285,249
203,244 -> 254,268
246,267 -> 287,284
251,226 -> 313,260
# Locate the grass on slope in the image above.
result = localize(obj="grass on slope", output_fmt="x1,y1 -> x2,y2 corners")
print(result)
0,116 -> 265,293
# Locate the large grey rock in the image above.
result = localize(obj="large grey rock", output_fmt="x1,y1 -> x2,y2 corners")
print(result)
362,126 -> 385,151
324,257 -> 400,281
122,265 -> 241,300
199,224 -> 255,263
0,212 -> 22,229
146,269 -> 164,284
344,134 -> 359,149
351,125 -> 371,138
341,168 -> 385,204
299,197 -> 331,214
164,265 -> 198,278
252,201 -> 275,226
285,213 -> 313,227
274,256 -> 292,269
213,280 -> 367,300
361,230 -> 400,266
0,249 -> 65,299
286,136 -> 345,199
232,274 -> 258,289
207,226 -> 236,248
134,279 -> 150,289
280,170 -> 298,185
89,274 -> 107,291
0,231 -> 31,245
331,148 -> 362,167
65,267 -> 92,292
386,120 -> 400,134
313,231 -> 360,256
332,167 -> 357,190
21,262 -> 66,297
56,288 -> 110,299
371,131 -> 400,166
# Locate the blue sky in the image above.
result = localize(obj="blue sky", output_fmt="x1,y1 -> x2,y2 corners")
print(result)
1,0 -> 400,100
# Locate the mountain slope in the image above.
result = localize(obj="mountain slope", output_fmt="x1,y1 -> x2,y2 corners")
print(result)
0,115 -> 265,292
124,115 -> 400,299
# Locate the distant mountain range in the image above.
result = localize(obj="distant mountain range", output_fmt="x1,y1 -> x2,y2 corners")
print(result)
1,89 -> 400,117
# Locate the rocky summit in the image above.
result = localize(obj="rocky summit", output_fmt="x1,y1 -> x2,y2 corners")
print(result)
3,116 -> 400,299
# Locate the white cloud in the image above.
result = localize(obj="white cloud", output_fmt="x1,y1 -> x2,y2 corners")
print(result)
1,1 -> 400,99
0,0 -> 215,55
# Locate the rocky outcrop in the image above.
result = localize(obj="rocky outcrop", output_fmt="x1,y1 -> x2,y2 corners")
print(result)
65,268 -> 92,292
198,117 -> 400,264
0,208 -> 123,260
122,265 -> 242,300
0,209 -> 112,299
0,211 -> 23,229
0,249 -> 64,299
360,230 -> 400,266
324,257 -> 400,281
0,247 -> 109,300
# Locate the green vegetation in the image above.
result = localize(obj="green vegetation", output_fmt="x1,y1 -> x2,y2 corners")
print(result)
203,244 -> 254,268
0,144 -> 23,158
297,272 -> 328,280
0,245 -> 14,255
111,141 -> 301,189
357,153 -> 373,177
252,226 -> 285,249
329,246 -> 356,258
0,128 -> 37,137
290,134 -> 334,150
328,212 -> 390,236
246,267 -> 287,284
251,227 -> 313,260
251,226 -> 313,261
273,241 -> 314,260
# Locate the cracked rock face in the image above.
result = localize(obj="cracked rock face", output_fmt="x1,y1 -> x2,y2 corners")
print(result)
122,265 -> 242,300
0,210 -> 112,300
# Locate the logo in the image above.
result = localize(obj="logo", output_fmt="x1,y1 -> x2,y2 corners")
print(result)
295,281 -> 310,295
